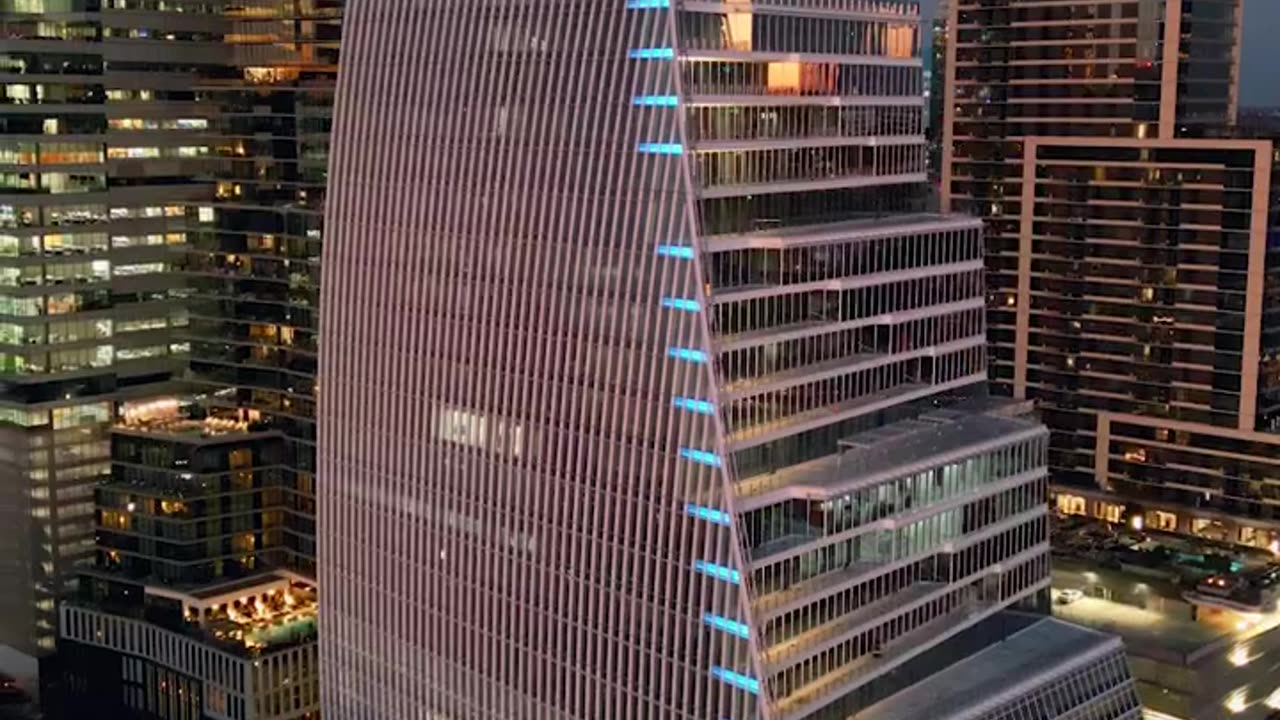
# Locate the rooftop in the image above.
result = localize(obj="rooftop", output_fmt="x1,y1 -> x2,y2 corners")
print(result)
74,572 -> 317,658
114,415 -> 265,440
113,398 -> 282,445
853,617 -> 1122,720
1050,556 -> 1279,663
197,580 -> 317,654
1050,516 -> 1280,654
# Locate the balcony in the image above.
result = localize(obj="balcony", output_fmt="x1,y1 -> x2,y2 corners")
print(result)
710,258 -> 981,305
704,212 -> 979,252
716,297 -> 985,353
751,507 -> 1046,630
727,372 -> 985,453
763,580 -> 945,669
738,410 -> 1041,498
681,0 -> 921,21
681,60 -> 921,105
698,165 -> 925,199
747,468 -> 1045,572
723,336 -> 981,402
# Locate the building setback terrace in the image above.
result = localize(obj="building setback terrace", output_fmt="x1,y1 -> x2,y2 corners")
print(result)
735,409 -> 1044,506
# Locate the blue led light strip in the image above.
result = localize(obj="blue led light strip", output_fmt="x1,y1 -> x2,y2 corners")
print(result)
656,244 -> 694,259
711,667 -> 760,694
680,447 -> 722,467
633,95 -> 680,107
637,142 -> 684,155
684,503 -> 731,526
693,560 -> 741,585
626,0 -> 670,7
628,47 -> 675,60
672,397 -> 714,415
667,347 -> 708,363
661,297 -> 701,312
703,613 -> 750,639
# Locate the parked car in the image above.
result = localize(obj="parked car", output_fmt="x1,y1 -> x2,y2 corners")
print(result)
1056,589 -> 1085,605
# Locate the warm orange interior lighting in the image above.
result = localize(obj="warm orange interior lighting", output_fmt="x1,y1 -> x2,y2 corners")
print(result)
886,24 -> 914,59
724,7 -> 752,51
767,62 -> 801,94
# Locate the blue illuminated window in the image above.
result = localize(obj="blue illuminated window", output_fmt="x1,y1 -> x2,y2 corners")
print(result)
667,347 -> 708,363
633,95 -> 680,107
703,614 -> 750,639
628,47 -> 675,60
661,297 -> 701,312
711,667 -> 760,694
626,0 -> 670,7
693,560 -> 741,585
656,244 -> 695,259
672,397 -> 714,415
637,142 -> 684,155
680,447 -> 722,467
684,503 -> 731,526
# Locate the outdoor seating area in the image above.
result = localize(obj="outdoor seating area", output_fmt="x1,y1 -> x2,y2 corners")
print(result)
188,580 -> 318,654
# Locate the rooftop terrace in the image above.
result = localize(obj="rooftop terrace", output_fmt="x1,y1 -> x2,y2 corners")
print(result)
74,572 -> 316,658
853,617 -> 1124,720
114,397 -> 278,442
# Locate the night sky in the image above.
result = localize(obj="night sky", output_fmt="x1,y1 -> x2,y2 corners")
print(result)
921,0 -> 1279,107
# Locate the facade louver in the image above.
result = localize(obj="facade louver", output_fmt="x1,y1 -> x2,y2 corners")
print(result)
319,2 -> 1140,719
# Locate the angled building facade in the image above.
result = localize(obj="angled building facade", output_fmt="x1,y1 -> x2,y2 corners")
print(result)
320,2 -> 1139,720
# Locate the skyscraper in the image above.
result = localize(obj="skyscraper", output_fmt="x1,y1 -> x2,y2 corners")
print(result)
941,1 -> 1280,544
13,1 -> 338,717
1,0 -> 203,656
320,2 -> 1139,719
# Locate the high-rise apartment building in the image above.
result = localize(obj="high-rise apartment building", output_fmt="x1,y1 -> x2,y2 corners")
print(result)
939,0 -> 1280,542
944,0 -> 1242,392
0,0 -> 335,661
320,2 -> 1139,720
1017,135 -> 1280,545
55,400 -> 320,720
183,0 -> 337,580
927,0 -> 949,182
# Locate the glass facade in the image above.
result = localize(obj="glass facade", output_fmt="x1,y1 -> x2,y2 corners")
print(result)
96,408 -> 286,587
2,0 -> 336,656
183,0 -> 338,579
0,0 -> 207,654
